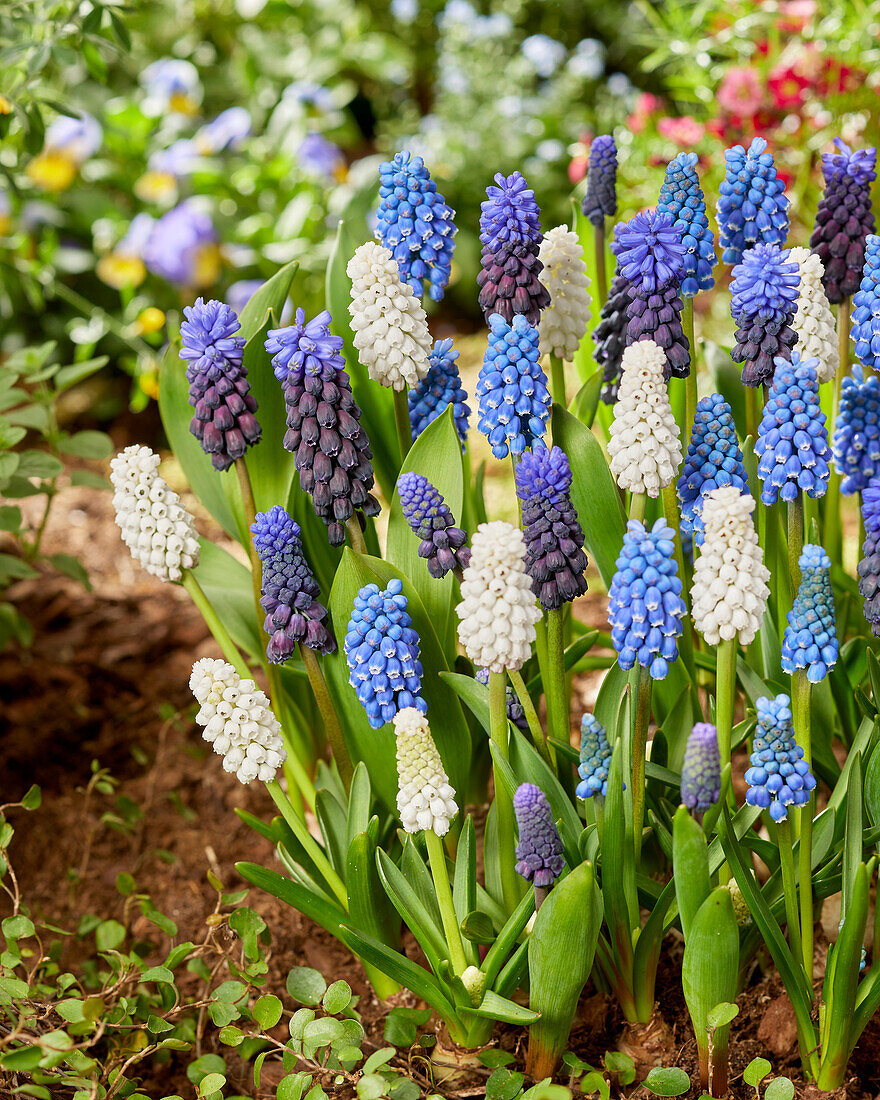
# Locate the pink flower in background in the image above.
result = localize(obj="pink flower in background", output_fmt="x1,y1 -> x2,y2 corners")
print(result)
627,92 -> 661,134
657,116 -> 705,146
717,68 -> 764,117
778,0 -> 817,32
568,155 -> 588,184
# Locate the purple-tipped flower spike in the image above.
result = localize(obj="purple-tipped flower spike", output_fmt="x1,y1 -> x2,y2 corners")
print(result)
514,446 -> 588,610
754,351 -> 831,504
745,695 -> 816,822
594,264 -> 631,403
832,364 -> 880,495
408,338 -> 470,444
610,210 -> 686,292
376,150 -> 457,302
810,138 -> 877,304
513,783 -> 565,889
716,137 -> 790,265
782,545 -> 837,682
677,394 -> 749,547
581,135 -> 617,227
343,578 -> 426,729
851,235 -> 880,371
656,152 -> 716,297
680,723 -> 721,813
608,518 -> 686,680
476,313 -> 550,459
251,506 -> 335,661
397,472 -> 471,579
576,714 -> 614,799
858,480 -> 880,635
475,668 -> 529,732
480,170 -> 543,249
267,308 -> 380,546
180,298 -> 258,471
730,243 -> 800,387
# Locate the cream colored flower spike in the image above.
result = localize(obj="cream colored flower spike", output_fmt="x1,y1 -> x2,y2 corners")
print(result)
394,707 -> 457,836
538,226 -> 591,362
789,247 -> 836,384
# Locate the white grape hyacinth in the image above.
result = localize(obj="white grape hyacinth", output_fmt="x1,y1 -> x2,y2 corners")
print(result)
394,707 -> 457,836
347,241 -> 432,391
789,247 -> 836,383
456,521 -> 541,673
691,487 -> 770,645
538,226 -> 591,362
189,657 -> 286,784
607,340 -> 682,497
110,444 -> 200,582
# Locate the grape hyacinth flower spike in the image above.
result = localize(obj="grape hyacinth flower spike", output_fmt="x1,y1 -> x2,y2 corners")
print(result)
179,297 -> 259,471
581,135 -> 617,227
680,722 -> 721,814
538,226 -> 591,363
513,783 -> 565,902
851,234 -> 880,371
858,480 -> 880,635
408,338 -> 470,444
576,715 -> 614,800
476,312 -> 550,459
394,708 -> 457,836
810,138 -> 877,304
782,545 -> 837,682
716,136 -> 790,265
593,260 -> 631,402
677,394 -> 748,548
745,695 -> 816,821
656,151 -> 717,297
832,364 -> 880,494
730,243 -> 800,388
788,247 -> 837,383
397,472 -> 471,579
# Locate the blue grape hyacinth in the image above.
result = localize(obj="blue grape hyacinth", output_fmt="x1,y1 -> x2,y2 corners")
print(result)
396,472 -> 470,579
476,313 -> 550,458
851,234 -> 880,372
832,364 -> 880,494
730,243 -> 800,387
745,695 -> 816,822
576,714 -> 614,799
513,783 -> 565,889
656,152 -> 716,296
754,351 -> 831,504
344,578 -> 426,729
858,479 -> 880,635
781,545 -> 837,683
680,723 -> 721,813
608,519 -> 686,680
677,394 -> 749,546
610,210 -> 686,292
375,150 -> 456,301
716,136 -> 790,265
408,338 -> 470,444
480,170 -> 543,249
581,134 -> 617,227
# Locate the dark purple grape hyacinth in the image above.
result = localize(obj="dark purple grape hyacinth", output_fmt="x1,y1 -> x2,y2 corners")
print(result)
581,135 -> 617,227
251,505 -> 335,661
680,722 -> 721,813
514,446 -> 588,610
594,264 -> 631,403
810,139 -> 877,304
858,478 -> 880,636
513,782 -> 565,889
396,472 -> 470,579
180,297 -> 259,471
266,308 -> 380,546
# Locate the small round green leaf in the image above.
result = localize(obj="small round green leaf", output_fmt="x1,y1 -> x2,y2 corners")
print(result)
219,1026 -> 245,1046
643,1067 -> 691,1097
198,1073 -> 226,1096
322,980 -> 351,1016
706,1001 -> 739,1029
253,994 -> 283,1029
285,967 -> 326,1006
765,1079 -> 795,1100
743,1057 -> 771,1088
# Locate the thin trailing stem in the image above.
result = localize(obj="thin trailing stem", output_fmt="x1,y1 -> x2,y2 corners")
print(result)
632,666 -> 652,860
508,667 -> 553,766
425,828 -> 468,975
300,645 -> 353,791
489,670 -> 520,915
393,386 -> 412,462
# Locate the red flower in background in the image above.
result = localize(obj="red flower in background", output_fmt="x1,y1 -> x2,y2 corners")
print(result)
768,62 -> 810,109
717,67 -> 764,117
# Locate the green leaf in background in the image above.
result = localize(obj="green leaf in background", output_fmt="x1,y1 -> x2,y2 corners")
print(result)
53,356 -> 108,394
57,430 -> 113,459
642,1067 -> 691,1097
191,538 -> 262,659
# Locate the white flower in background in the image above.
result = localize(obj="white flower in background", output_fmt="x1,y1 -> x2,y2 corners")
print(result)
538,226 -> 591,362
691,487 -> 769,645
394,707 -> 458,836
456,521 -> 541,673
607,340 -> 682,496
110,445 -> 200,582
789,247 -> 836,383
189,658 -> 286,784
347,241 -> 432,390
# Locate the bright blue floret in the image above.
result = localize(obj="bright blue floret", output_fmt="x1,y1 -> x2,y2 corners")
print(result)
610,210 -> 686,292
343,578 -> 426,729
851,235 -> 880,371
832,364 -> 880,495
265,307 -> 344,382
476,313 -> 550,459
716,136 -> 790,265
730,243 -> 799,322
581,135 -> 617,228
608,519 -> 686,681
781,545 -> 837,683
754,351 -> 831,504
408,339 -> 470,444
656,152 -> 716,296
479,170 -> 542,250
513,783 -> 565,888
745,695 -> 816,822
577,715 -> 614,799
680,723 -> 721,813
677,394 -> 748,546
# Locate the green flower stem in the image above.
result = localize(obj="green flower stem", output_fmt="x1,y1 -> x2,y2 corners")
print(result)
745,385 -> 759,442
266,779 -> 348,909
550,354 -> 567,409
182,570 -> 250,678
490,670 -> 521,916
235,458 -> 265,625
393,385 -> 412,462
661,482 -> 695,680
594,220 -> 607,306
542,607 -> 568,759
508,667 -> 553,766
299,645 -> 353,791
715,638 -> 737,800
425,827 -> 468,976
826,301 -> 851,564
629,491 -> 647,523
777,819 -> 804,967
793,670 -> 814,978
788,496 -> 804,593
804,493 -> 820,543
345,516 -> 367,554
632,666 -> 652,861
534,616 -> 549,684
683,297 -> 697,444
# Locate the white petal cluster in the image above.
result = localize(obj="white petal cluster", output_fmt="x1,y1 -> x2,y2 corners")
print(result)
538,226 -> 591,362
607,341 -> 682,496
691,487 -> 769,646
394,707 -> 457,836
789,247 -> 836,383
347,241 -> 432,391
189,658 -> 286,784
456,521 -> 541,673
110,445 -> 200,582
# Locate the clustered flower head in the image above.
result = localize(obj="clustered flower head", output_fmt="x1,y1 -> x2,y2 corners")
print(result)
789,247 -> 837,382
730,244 -> 800,387
576,715 -> 613,799
754,351 -> 831,504
716,137 -> 790,265
515,446 -> 589,611
594,265 -> 631,403
810,138 -> 877,303
832,364 -> 880,495
677,394 -> 749,548
251,505 -> 335,661
376,150 -> 457,301
656,152 -> 716,297
110,445 -> 200,582
143,200 -> 218,287
408,338 -> 470,444
267,308 -> 380,546
781,544 -> 837,682
607,340 -> 682,497
851,235 -> 880,371
347,241 -> 432,390
189,658 -> 286,784
480,170 -> 543,249
397,472 -> 471,579
344,578 -> 425,728
394,708 -> 457,837
475,668 -> 528,733
680,723 -> 721,813
581,134 -> 617,227
180,297 -> 260,470
745,694 -> 816,822
476,313 -> 550,459
457,521 -> 542,674
513,783 -> 565,888
537,226 -> 591,362
691,488 -> 769,646
608,518 -> 686,680
858,480 -> 880,635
